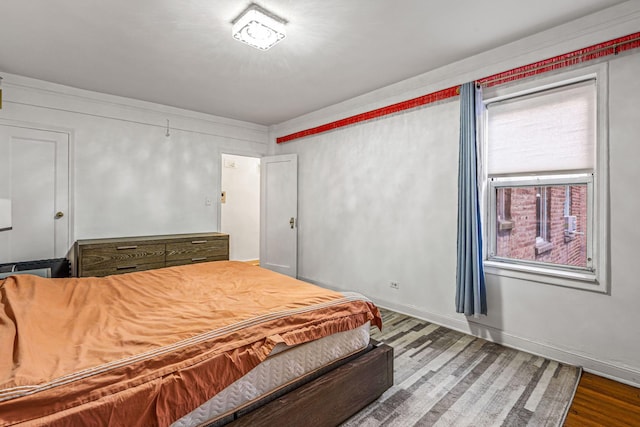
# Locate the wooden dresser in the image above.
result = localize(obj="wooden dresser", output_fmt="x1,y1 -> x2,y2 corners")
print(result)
75,232 -> 229,277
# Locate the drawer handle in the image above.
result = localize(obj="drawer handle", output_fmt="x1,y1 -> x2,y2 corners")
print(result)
191,257 -> 207,262
191,240 -> 208,244
116,265 -> 138,270
116,245 -> 138,250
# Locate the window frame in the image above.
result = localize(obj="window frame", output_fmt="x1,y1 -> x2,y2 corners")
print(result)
480,63 -> 609,293
534,185 -> 550,252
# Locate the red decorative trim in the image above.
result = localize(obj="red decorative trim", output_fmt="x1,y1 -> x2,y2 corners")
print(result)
478,31 -> 640,87
277,32 -> 640,144
276,86 -> 460,144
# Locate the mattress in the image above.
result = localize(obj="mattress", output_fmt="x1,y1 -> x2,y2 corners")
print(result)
173,322 -> 371,427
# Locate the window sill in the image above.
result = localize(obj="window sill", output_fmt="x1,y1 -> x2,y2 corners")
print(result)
498,219 -> 514,231
534,240 -> 553,255
484,260 -> 605,293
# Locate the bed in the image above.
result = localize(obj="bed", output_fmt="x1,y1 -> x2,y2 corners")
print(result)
0,261 -> 393,426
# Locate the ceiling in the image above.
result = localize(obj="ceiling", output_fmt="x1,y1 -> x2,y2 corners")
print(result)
0,0 -> 626,125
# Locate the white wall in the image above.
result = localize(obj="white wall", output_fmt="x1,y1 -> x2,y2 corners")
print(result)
271,4 -> 640,386
221,154 -> 260,261
0,73 -> 269,250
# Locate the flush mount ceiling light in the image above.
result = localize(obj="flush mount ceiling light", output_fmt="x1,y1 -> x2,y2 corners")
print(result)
232,4 -> 286,51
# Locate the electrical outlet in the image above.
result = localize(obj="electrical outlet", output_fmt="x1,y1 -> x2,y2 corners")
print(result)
390,281 -> 399,289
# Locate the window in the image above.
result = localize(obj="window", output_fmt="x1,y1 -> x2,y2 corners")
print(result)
481,65 -> 608,292
535,186 -> 550,253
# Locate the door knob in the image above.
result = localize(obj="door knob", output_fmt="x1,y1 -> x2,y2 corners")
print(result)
55,211 -> 64,219
290,217 -> 295,229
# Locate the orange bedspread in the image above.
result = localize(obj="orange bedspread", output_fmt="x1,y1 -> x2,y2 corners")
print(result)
0,261 -> 381,426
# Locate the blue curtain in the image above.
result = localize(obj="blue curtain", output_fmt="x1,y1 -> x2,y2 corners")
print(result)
456,82 -> 487,317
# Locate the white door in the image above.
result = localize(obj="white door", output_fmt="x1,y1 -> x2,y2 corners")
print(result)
220,153 -> 261,261
0,125 -> 70,263
260,154 -> 297,277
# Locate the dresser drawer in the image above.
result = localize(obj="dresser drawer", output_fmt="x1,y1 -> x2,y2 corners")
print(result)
165,256 -> 227,267
80,262 -> 166,278
79,243 -> 166,276
166,239 -> 228,262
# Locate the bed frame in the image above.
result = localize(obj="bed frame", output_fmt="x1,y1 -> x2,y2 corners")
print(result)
209,340 -> 394,427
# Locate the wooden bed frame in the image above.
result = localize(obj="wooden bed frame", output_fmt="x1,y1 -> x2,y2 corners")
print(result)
209,340 -> 394,427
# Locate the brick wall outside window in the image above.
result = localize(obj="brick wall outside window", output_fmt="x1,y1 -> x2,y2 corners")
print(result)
495,185 -> 587,267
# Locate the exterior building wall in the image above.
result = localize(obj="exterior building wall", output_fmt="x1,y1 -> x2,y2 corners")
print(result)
496,186 -> 587,267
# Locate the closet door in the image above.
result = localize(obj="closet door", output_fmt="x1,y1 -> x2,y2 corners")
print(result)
0,125 -> 70,263
260,154 -> 297,277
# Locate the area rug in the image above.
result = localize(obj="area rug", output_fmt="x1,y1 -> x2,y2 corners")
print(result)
342,309 -> 581,427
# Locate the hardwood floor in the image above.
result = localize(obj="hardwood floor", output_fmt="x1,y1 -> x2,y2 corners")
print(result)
564,372 -> 640,426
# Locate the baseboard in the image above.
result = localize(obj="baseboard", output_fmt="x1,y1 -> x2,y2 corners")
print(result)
299,275 -> 640,388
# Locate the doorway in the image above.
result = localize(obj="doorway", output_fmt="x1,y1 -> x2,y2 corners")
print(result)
220,153 -> 260,263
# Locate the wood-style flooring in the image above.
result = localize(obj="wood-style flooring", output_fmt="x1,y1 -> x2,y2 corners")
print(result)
564,372 -> 640,426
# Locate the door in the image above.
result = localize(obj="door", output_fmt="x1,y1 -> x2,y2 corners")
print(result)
0,125 -> 70,263
220,153 -> 260,262
260,154 -> 297,277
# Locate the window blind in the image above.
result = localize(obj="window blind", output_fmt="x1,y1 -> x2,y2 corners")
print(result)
486,80 -> 596,175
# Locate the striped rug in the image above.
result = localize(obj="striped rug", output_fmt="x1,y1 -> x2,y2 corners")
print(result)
342,309 -> 580,427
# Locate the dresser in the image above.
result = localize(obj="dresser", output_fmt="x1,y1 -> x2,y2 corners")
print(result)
75,232 -> 229,277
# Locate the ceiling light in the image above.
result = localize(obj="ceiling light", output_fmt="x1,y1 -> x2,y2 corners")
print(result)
232,4 -> 286,51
